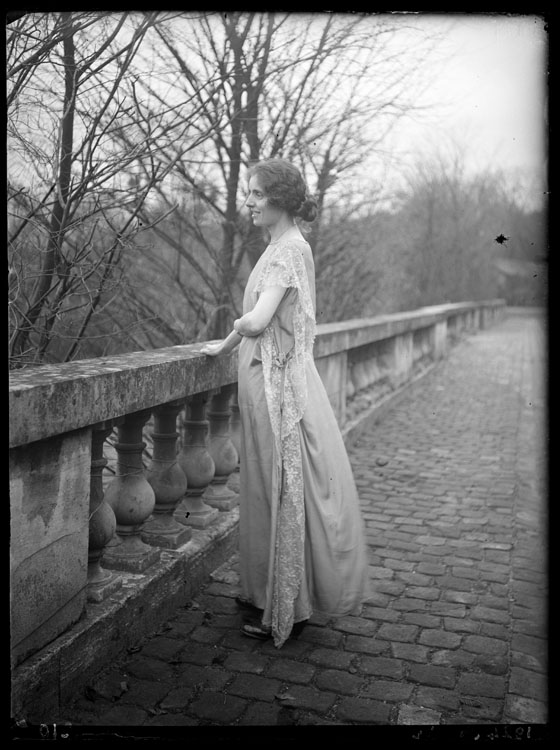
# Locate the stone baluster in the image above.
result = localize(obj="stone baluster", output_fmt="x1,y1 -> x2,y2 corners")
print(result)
174,392 -> 219,529
102,409 -> 160,572
203,384 -> 239,511
227,385 -> 241,494
141,400 -> 191,549
87,421 -> 122,602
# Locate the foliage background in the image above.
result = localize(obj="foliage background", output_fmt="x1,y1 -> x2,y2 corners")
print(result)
7,11 -> 547,369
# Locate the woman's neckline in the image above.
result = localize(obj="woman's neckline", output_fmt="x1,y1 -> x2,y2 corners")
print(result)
268,230 -> 306,246
268,220 -> 301,244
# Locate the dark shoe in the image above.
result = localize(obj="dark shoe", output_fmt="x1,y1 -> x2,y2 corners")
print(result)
241,619 -> 308,641
241,623 -> 271,640
290,619 -> 308,637
235,596 -> 263,612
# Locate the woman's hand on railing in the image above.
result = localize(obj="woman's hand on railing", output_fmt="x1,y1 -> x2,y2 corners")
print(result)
200,328 -> 244,357
199,341 -> 225,357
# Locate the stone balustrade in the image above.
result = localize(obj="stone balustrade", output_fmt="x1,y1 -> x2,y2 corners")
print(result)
9,299 -> 505,715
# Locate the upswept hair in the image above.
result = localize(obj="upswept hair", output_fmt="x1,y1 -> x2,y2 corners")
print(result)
248,158 -> 318,223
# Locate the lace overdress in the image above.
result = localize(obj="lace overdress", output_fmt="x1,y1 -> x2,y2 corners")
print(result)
237,238 -> 369,647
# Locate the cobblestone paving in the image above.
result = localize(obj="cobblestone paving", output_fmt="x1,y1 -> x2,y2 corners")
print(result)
59,310 -> 547,730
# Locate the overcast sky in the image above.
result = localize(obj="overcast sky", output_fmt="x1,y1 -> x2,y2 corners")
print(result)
384,12 -> 548,205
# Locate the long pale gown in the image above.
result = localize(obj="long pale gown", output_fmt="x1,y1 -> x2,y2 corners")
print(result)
237,236 -> 369,647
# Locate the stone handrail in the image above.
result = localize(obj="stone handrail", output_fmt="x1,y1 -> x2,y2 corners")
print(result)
9,300 -> 503,449
9,299 -> 505,678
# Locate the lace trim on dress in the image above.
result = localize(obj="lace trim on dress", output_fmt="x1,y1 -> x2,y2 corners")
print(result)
255,241 -> 316,647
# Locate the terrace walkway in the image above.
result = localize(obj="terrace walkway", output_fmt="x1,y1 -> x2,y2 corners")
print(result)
13,308 -> 548,737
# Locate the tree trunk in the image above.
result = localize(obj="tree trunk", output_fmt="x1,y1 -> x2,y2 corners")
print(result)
11,11 -> 76,361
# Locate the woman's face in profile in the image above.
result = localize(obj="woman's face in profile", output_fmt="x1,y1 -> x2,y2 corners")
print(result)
245,175 -> 284,229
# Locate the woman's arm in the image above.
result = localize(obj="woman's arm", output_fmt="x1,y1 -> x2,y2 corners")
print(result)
200,285 -> 287,357
233,285 -> 286,336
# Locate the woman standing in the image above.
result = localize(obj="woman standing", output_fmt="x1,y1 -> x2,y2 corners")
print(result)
201,158 -> 369,647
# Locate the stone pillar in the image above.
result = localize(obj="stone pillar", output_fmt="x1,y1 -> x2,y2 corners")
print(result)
87,421 -> 122,602
175,392 -> 219,529
203,384 -> 239,511
103,409 -> 160,572
10,429 -> 91,665
448,315 -> 458,340
390,331 -> 413,388
431,320 -> 448,360
142,400 -> 191,549
315,351 -> 348,425
413,327 -> 433,368
348,346 -> 382,399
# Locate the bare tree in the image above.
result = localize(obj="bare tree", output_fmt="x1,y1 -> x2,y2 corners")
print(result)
7,11 -> 209,366
8,11 -> 444,364
386,146 -> 511,308
119,12 -> 441,340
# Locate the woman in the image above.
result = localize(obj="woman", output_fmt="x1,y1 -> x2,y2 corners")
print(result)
201,158 -> 369,648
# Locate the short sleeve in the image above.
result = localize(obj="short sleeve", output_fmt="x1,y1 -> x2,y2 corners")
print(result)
255,242 -> 303,291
